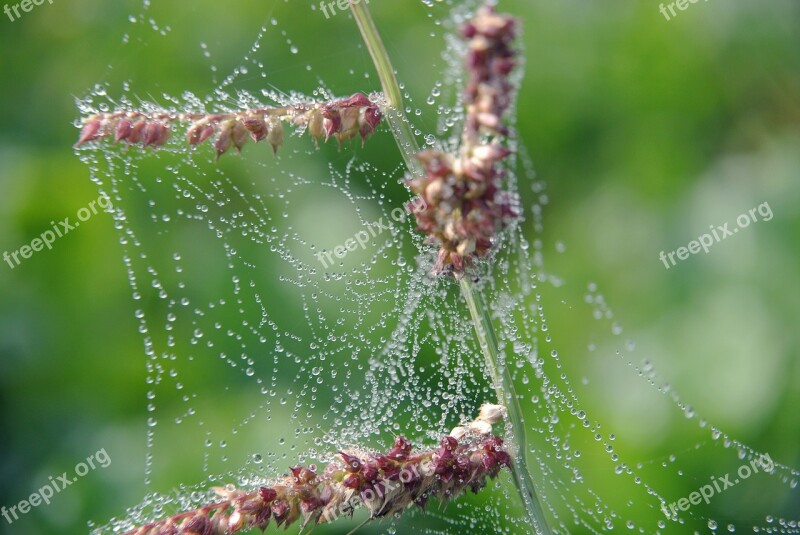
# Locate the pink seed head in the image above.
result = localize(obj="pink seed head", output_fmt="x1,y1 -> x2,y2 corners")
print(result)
114,119 -> 133,143
75,119 -> 102,147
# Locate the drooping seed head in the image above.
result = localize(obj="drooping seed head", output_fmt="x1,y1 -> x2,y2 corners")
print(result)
267,120 -> 284,154
114,118 -> 133,143
322,111 -> 341,142
127,119 -> 147,144
336,107 -> 361,145
214,121 -> 234,159
307,109 -> 324,141
75,118 -> 102,147
186,121 -> 215,145
142,121 -> 169,147
231,121 -> 250,152
359,106 -> 382,142
241,114 -> 268,142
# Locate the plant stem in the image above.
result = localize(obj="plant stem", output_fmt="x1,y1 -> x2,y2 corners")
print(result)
349,3 -> 551,534
459,277 -> 552,535
349,1 -> 422,175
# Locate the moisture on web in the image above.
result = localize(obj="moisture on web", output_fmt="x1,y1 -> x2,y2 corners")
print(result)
77,1 -> 797,533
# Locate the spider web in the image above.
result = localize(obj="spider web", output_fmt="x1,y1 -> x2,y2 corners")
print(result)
76,0 -> 798,533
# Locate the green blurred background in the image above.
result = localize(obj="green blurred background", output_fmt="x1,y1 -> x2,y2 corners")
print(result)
1,0 -> 798,533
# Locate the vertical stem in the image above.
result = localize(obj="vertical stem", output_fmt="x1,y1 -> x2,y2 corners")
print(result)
350,3 -> 551,534
460,277 -> 552,535
349,1 -> 422,175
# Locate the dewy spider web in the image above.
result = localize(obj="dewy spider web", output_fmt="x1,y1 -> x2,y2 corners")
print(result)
76,1 -> 797,533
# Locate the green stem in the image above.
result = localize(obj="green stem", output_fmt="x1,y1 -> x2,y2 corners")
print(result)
349,1 -> 422,175
459,277 -> 552,535
349,3 -> 551,534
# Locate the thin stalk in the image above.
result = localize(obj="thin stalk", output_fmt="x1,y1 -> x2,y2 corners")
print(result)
460,277 -> 552,535
349,3 -> 551,533
349,1 -> 422,175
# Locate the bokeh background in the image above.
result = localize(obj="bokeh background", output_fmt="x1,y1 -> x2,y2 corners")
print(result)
1,0 -> 798,533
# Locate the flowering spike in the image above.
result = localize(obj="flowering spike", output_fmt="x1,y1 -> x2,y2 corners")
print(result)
120,407 -> 510,535
406,5 -> 520,276
75,92 -> 383,157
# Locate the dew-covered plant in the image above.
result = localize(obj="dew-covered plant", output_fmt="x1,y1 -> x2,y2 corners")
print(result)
122,407 -> 511,535
76,92 -> 383,157
75,2 -> 553,534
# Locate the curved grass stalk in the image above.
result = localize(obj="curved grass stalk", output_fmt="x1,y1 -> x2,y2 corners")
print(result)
349,3 -> 552,533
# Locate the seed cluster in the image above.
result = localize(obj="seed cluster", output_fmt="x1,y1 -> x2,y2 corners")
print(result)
75,93 -> 382,158
123,432 -> 511,534
406,5 -> 519,276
